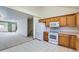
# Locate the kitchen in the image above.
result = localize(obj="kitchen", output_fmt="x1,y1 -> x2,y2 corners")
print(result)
36,12 -> 79,51
0,6 -> 79,52
0,0 -> 79,58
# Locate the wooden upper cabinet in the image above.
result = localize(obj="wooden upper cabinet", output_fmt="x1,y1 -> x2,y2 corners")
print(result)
76,13 -> 79,27
39,19 -> 46,23
40,13 -> 77,27
46,19 -> 50,27
42,19 -> 46,23
53,17 -> 59,22
50,18 -> 54,22
59,16 -> 67,27
50,17 -> 59,22
66,14 -> 76,27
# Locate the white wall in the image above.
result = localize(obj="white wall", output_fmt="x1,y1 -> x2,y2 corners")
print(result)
33,17 -> 40,38
17,19 -> 27,36
0,7 -> 28,36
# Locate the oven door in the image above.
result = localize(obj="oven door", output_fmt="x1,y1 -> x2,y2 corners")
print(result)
48,33 -> 58,42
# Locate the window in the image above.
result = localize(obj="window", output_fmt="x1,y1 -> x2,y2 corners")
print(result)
0,23 -> 8,32
12,24 -> 17,32
0,21 -> 17,32
0,24 -> 5,31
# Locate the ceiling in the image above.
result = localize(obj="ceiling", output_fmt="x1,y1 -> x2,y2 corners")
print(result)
21,6 -> 79,9
0,6 -> 33,20
7,6 -> 79,18
58,6 -> 79,9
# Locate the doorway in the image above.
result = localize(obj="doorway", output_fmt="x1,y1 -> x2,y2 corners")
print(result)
27,17 -> 33,37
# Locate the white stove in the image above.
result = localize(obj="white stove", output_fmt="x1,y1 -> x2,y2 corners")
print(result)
48,28 -> 59,45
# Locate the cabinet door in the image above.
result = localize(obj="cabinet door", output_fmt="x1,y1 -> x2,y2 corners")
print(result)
50,17 -> 59,22
54,17 -> 59,22
76,13 -> 79,27
69,35 -> 76,49
43,32 -> 48,42
59,34 -> 69,47
67,14 -> 76,27
50,18 -> 54,22
46,19 -> 50,27
39,19 -> 46,23
59,16 -> 67,27
76,38 -> 79,51
42,19 -> 46,23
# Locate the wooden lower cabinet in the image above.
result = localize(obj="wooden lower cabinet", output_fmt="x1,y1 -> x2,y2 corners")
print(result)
59,34 -> 69,47
59,34 -> 76,49
43,32 -> 48,42
69,35 -> 76,49
76,38 -> 79,51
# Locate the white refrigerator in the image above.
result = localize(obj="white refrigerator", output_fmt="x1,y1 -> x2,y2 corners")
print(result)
35,23 -> 46,41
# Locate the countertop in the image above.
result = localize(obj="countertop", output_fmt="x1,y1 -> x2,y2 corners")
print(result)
45,27 -> 79,38
59,31 -> 79,38
44,31 -> 79,38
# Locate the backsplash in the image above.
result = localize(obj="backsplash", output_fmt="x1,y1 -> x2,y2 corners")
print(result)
60,27 -> 79,33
